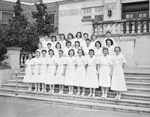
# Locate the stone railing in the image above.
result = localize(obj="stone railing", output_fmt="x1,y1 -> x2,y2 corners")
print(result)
20,51 -> 30,67
93,18 -> 150,35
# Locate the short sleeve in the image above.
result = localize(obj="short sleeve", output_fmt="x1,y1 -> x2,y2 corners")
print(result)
121,54 -> 126,63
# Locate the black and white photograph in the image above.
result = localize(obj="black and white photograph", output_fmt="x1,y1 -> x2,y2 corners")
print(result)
0,0 -> 150,117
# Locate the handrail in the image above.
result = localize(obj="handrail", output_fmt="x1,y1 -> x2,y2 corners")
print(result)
15,67 -> 25,96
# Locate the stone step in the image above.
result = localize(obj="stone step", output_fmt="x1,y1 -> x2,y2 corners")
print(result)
0,92 -> 149,113
1,84 -> 150,101
0,88 -> 150,108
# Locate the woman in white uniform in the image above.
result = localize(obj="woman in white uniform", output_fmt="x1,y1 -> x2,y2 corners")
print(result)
55,50 -> 67,94
73,32 -> 82,47
31,51 -> 41,92
85,49 -> 99,97
74,49 -> 86,96
38,49 -> 47,92
59,34 -> 66,49
74,41 -> 81,57
65,49 -> 77,95
94,41 -> 103,58
99,47 -> 113,99
23,53 -> 33,91
106,39 -> 115,58
45,49 -> 56,94
54,42 -> 62,57
111,46 -> 127,100
51,35 -> 57,49
63,41 -> 72,57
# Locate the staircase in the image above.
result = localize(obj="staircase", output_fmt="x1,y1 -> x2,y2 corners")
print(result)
0,72 -> 150,114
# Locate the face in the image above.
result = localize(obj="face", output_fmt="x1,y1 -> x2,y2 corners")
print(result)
56,44 -> 61,49
115,47 -> 120,54
35,51 -> 40,57
106,32 -> 111,38
60,35 -> 65,40
77,33 -> 81,38
92,35 -> 96,41
38,43 -> 42,49
89,51 -> 94,56
59,51 -> 63,57
42,51 -> 46,56
28,54 -> 32,59
52,37 -> 56,42
86,40 -> 91,46
106,40 -> 111,47
68,34 -> 72,39
75,42 -> 80,47
95,42 -> 100,48
67,42 -> 71,47
49,51 -> 54,56
47,44 -> 51,49
103,49 -> 108,56
78,50 -> 83,56
83,34 -> 88,39
69,51 -> 74,56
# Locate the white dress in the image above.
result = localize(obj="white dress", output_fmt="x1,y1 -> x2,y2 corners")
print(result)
23,59 -> 33,83
85,56 -> 99,88
74,56 -> 86,87
45,56 -> 56,84
37,57 -> 47,83
65,57 -> 76,86
55,56 -> 66,85
32,57 -> 41,83
111,54 -> 127,91
99,55 -> 112,87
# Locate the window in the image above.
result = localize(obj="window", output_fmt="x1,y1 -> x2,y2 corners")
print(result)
2,11 -> 13,24
45,13 -> 55,33
83,8 -> 92,14
95,15 -> 103,21
83,16 -> 91,20
95,6 -> 103,13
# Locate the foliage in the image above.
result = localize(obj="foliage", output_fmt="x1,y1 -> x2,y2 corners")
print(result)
32,1 -> 54,36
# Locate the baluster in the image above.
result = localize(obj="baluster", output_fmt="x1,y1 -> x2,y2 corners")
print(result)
110,23 -> 114,34
99,24 -> 103,35
115,23 -> 118,34
20,54 -> 24,66
137,22 -> 141,33
131,22 -> 135,34
104,24 -> 108,33
143,21 -> 147,33
126,22 -> 129,34
120,22 -> 124,34
97,25 -> 100,35
24,54 -> 28,65
94,25 -> 98,35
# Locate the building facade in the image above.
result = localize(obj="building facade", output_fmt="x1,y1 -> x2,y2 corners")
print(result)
58,0 -> 150,68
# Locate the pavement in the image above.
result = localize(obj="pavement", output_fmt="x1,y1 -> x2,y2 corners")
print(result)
0,96 -> 149,117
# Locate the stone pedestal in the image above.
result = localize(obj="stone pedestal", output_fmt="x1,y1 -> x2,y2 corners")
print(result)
7,47 -> 22,73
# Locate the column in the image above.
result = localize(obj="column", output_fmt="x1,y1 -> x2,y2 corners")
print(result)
7,47 -> 22,73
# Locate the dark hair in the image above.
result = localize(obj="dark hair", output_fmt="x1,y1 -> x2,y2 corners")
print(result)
106,31 -> 111,35
41,49 -> 47,53
28,53 -> 33,59
83,33 -> 88,36
95,41 -> 102,47
35,51 -> 41,55
51,35 -> 57,41
91,35 -> 97,40
106,39 -> 113,46
47,43 -> 51,46
38,42 -> 42,45
77,49 -> 85,56
55,42 -> 62,49
60,34 -> 66,40
48,49 -> 54,55
59,49 -> 64,53
76,32 -> 82,38
102,47 -> 109,52
66,41 -> 72,46
75,41 -> 80,47
114,46 -> 121,52
86,39 -> 91,42
67,33 -> 74,39
88,49 -> 95,55
68,49 -> 75,55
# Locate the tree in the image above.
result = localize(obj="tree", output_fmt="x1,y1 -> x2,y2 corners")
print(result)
3,0 -> 38,51
32,1 -> 53,36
